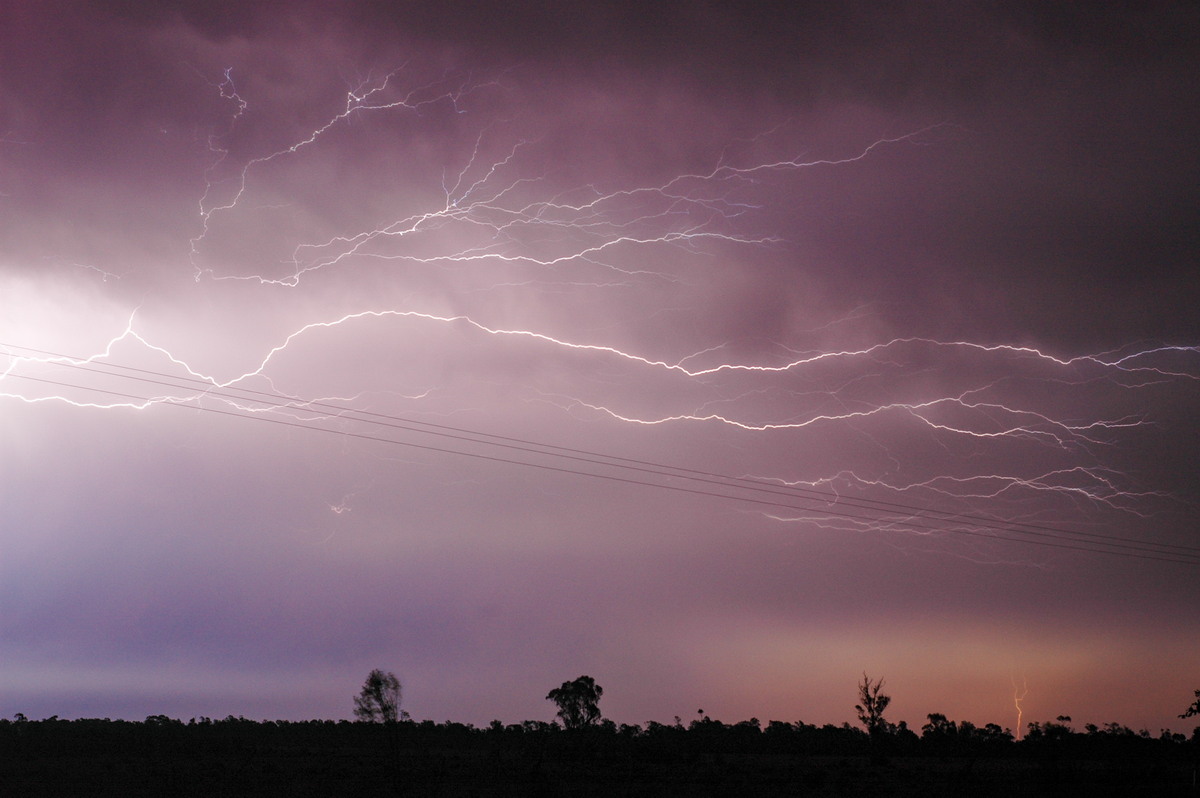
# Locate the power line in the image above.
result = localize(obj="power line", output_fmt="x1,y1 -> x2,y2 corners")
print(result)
4,341 -> 1177,550
10,369 -> 1198,565
4,344 -> 1198,565
12,341 -> 1199,560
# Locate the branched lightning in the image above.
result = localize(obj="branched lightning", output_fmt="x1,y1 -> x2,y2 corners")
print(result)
3,65 -> 1198,567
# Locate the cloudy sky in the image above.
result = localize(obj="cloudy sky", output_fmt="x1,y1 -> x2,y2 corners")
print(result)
2,1 -> 1198,732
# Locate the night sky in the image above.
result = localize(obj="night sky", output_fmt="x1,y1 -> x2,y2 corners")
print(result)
2,1 -> 1198,733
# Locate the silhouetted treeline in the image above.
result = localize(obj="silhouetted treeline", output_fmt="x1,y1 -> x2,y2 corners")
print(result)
1,714 -> 1197,796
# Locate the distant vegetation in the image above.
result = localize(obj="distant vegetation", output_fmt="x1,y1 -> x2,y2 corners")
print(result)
2,674 -> 1196,796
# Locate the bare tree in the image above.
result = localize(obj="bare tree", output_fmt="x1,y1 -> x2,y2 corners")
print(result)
354,669 -> 402,723
855,673 -> 892,737
546,675 -> 603,729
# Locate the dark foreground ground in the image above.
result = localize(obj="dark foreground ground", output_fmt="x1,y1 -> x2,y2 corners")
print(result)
2,718 -> 1196,796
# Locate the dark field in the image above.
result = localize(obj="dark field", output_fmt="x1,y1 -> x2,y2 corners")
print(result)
2,717 -> 1196,796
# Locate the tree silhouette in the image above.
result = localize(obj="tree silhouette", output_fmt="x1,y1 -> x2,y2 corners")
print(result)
855,673 -> 892,737
354,669 -> 402,723
546,675 -> 603,729
1180,689 -> 1200,719
921,712 -> 956,739
856,673 -> 892,763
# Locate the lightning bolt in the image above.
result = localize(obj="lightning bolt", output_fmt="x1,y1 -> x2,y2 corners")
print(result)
3,64 -> 1198,569
1012,675 -> 1029,740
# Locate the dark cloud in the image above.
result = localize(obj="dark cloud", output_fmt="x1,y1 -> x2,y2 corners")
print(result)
2,0 -> 1198,731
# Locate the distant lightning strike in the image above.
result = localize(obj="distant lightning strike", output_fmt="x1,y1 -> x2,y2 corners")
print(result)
1012,676 -> 1029,740
3,66 -> 1197,564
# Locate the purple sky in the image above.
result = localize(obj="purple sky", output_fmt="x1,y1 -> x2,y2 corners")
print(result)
2,1 -> 1199,733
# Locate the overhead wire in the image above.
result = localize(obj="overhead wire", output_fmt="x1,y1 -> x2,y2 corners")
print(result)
3,342 -> 1198,565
